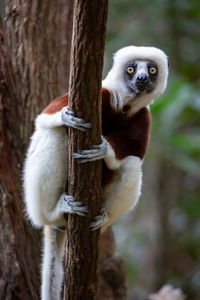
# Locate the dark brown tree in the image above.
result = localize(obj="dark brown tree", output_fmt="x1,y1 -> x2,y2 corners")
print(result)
0,1 -> 73,298
64,0 -> 108,299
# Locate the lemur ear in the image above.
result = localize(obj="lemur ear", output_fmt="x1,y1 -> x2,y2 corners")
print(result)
112,53 -> 116,66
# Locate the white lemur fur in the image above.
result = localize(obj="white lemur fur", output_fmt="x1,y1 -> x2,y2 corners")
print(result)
23,46 -> 168,300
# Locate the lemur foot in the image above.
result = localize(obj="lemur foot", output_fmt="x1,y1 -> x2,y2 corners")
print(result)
72,138 -> 107,163
59,194 -> 88,216
61,106 -> 92,131
90,207 -> 109,231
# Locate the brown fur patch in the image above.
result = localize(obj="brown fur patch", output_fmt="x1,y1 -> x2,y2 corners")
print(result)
44,94 -> 68,114
102,89 -> 151,160
101,88 -> 151,187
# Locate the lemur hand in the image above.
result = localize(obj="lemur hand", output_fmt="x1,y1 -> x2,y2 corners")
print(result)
61,106 -> 92,131
72,137 -> 108,163
59,194 -> 88,216
90,207 -> 109,231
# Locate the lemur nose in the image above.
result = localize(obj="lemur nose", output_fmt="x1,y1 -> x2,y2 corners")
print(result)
136,74 -> 149,83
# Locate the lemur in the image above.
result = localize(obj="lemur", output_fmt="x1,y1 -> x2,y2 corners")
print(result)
23,46 -> 169,300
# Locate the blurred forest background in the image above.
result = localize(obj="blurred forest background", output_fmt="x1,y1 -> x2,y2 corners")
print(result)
104,1 -> 200,299
0,0 -> 199,299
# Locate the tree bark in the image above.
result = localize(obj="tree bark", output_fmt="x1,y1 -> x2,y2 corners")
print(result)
0,1 -> 73,298
64,1 -> 108,299
98,229 -> 127,300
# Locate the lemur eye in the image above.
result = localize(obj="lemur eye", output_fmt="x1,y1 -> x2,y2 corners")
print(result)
149,67 -> 157,75
126,66 -> 135,74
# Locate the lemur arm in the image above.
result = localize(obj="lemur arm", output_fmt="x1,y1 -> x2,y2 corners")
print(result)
36,93 -> 91,131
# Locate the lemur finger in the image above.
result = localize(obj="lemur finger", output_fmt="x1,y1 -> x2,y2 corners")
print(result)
64,107 -> 87,124
73,205 -> 89,212
74,149 -> 104,156
66,200 -> 82,207
62,195 -> 88,211
65,106 -> 75,116
59,194 -> 88,215
62,106 -> 92,130
63,195 -> 74,202
66,122 -> 88,132
78,140 -> 107,153
72,151 -> 106,162
70,116 -> 92,126
73,210 -> 88,217
90,221 -> 103,231
72,139 -> 107,162
72,149 -> 107,164
90,207 -> 108,231
67,120 -> 92,130
63,118 -> 91,131
67,202 -> 88,213
88,138 -> 108,150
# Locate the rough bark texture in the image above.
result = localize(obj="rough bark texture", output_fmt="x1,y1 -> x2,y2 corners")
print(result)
0,1 -> 73,299
4,0 -> 73,146
98,229 -> 127,300
64,0 -> 108,299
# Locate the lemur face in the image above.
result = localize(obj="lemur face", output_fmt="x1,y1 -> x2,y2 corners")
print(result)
124,60 -> 158,94
102,46 -> 168,114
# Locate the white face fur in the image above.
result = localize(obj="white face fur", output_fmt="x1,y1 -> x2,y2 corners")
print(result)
102,46 -> 169,114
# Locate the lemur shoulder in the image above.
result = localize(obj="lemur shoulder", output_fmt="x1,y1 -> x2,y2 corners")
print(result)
23,46 -> 168,300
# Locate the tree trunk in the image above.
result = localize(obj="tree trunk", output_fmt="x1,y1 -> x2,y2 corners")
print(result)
0,1 -> 73,298
98,229 -> 127,300
64,0 -> 108,299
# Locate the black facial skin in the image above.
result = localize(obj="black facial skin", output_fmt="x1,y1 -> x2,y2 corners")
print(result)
124,59 -> 158,94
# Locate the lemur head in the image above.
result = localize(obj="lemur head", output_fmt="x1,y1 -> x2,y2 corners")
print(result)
102,46 -> 169,114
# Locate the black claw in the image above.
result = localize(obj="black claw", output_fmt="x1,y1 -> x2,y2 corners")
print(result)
77,159 -> 87,164
66,108 -> 75,116
85,122 -> 93,128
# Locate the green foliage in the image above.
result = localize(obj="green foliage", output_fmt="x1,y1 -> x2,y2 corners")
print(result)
151,77 -> 200,176
106,0 -> 200,298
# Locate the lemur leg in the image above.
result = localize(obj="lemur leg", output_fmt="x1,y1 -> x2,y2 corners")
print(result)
41,195 -> 88,300
103,156 -> 142,232
41,226 -> 66,300
39,108 -> 92,300
89,156 -> 142,232
72,138 -> 140,233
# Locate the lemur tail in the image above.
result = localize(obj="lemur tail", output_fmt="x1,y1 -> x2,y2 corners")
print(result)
41,225 -> 66,300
